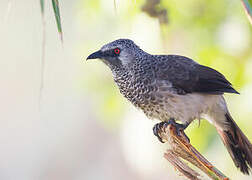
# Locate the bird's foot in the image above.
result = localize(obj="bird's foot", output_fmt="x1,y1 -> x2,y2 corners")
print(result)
153,121 -> 168,143
153,119 -> 190,143
172,121 -> 190,143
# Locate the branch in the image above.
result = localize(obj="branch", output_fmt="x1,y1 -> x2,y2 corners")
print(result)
241,0 -> 252,25
157,123 -> 230,180
141,0 -> 168,24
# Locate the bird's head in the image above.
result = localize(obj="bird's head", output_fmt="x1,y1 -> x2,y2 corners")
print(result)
87,39 -> 142,69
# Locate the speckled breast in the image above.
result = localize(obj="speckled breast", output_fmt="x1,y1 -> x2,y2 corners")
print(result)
113,69 -> 170,121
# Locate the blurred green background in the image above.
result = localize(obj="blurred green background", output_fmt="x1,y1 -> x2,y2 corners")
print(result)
0,0 -> 252,179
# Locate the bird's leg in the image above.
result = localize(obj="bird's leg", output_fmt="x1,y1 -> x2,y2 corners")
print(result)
171,120 -> 190,143
153,118 -> 190,143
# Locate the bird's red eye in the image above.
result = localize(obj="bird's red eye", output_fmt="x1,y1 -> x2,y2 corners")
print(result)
114,48 -> 120,55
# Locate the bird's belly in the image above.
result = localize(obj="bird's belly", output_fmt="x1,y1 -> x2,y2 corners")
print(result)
140,92 -> 221,124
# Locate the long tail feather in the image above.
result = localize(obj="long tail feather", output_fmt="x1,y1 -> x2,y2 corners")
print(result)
216,113 -> 252,175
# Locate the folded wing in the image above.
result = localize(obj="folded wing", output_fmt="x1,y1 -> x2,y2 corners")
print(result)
156,55 -> 239,95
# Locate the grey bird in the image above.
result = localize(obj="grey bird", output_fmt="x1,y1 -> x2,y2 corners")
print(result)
87,39 -> 252,175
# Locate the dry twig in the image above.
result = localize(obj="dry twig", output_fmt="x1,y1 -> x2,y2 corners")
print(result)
157,123 -> 230,180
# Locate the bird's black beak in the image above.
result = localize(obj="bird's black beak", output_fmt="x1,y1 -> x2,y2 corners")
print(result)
86,50 -> 103,60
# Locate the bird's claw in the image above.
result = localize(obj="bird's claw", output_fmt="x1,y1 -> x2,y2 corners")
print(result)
173,123 -> 190,143
153,121 -> 169,143
153,119 -> 190,143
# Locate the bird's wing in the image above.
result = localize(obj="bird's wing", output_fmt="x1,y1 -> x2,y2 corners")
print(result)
155,55 -> 239,95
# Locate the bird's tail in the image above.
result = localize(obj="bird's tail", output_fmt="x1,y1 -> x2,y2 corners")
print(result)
216,113 -> 252,175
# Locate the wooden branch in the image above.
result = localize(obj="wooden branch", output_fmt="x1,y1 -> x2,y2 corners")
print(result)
157,123 -> 230,180
240,0 -> 252,25
141,0 -> 168,24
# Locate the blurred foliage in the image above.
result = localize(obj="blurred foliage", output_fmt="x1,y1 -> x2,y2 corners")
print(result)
51,0 -> 63,42
40,0 -> 63,41
142,0 -> 168,24
40,0 -> 44,14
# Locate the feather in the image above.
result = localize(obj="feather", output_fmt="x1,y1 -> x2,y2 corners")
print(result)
156,55 -> 239,95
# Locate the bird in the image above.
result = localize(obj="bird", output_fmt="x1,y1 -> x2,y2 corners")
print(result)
87,39 -> 252,175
